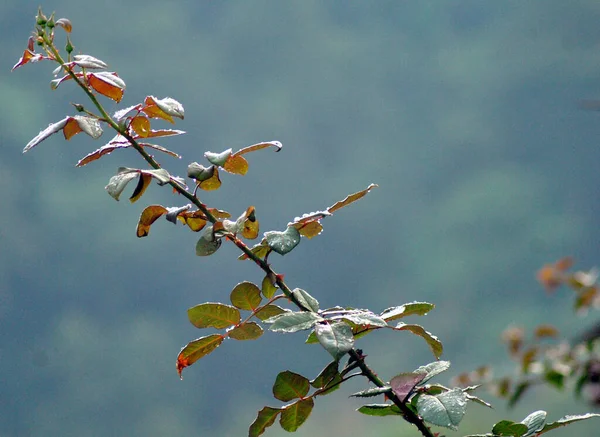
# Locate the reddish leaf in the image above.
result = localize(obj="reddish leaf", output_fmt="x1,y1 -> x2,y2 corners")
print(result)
55,18 -> 72,33
139,143 -> 181,159
23,117 -> 69,152
327,183 -> 378,214
138,129 -> 185,139
233,141 -> 282,156
87,72 -> 125,102
77,142 -> 128,167
63,116 -> 102,140
390,372 -> 427,401
136,205 -> 168,237
176,334 -> 224,378
12,49 -> 44,71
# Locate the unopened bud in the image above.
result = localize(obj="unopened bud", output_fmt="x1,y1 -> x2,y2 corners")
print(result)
36,7 -> 48,26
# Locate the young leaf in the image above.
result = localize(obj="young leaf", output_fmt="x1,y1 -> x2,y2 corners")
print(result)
314,321 -> 354,361
273,370 -> 310,402
279,398 -> 314,432
227,322 -> 263,340
176,334 -> 224,378
291,288 -> 319,312
12,48 -> 44,71
396,323 -> 443,359
136,205 -> 168,237
230,281 -> 262,311
195,225 -> 222,256
254,305 -> 287,321
380,302 -> 435,322
356,404 -> 402,417
176,209 -> 208,232
77,141 -> 129,167
266,312 -> 323,333
537,413 -> 600,435
327,183 -> 378,214
197,166 -> 222,191
265,226 -> 301,255
187,303 -> 241,329
87,72 -> 125,102
349,386 -> 392,398
135,129 -> 186,139
390,372 -> 427,401
23,117 -> 70,152
338,310 -> 388,327
416,388 -> 467,430
249,407 -> 281,437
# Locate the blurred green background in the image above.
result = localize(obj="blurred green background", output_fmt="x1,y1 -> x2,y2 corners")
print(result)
3,1 -> 600,436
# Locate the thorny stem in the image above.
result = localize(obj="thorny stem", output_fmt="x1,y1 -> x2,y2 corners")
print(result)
40,26 -> 434,437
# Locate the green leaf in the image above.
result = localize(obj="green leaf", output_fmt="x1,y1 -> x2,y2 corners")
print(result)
508,382 -> 530,409
491,420 -> 528,437
416,388 -> 467,430
544,369 -> 565,390
311,361 -> 339,389
264,226 -> 301,255
229,281 -> 262,310
187,162 -> 215,181
291,288 -> 319,312
339,310 -> 388,327
205,149 -> 232,167
357,404 -> 402,417
227,321 -> 263,340
187,303 -> 241,329
538,413 -> 600,435
261,274 -> 277,299
413,361 -> 451,385
380,302 -> 435,321
390,372 -> 427,401
396,323 -> 443,359
266,311 -> 323,333
143,168 -> 171,185
279,398 -> 314,432
248,406 -> 281,437
316,372 -> 342,396
305,331 -> 318,344
273,370 -> 310,402
520,410 -> 546,437
195,225 -> 222,256
315,321 -> 354,360
176,334 -> 224,378
254,305 -> 287,321
350,386 -> 392,398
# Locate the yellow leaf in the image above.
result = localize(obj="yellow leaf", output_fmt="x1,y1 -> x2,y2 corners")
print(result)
136,205 -> 167,237
63,117 -> 83,140
297,221 -> 323,239
130,116 -> 151,138
223,154 -> 249,175
198,167 -> 221,191
328,183 -> 378,214
129,173 -> 152,203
